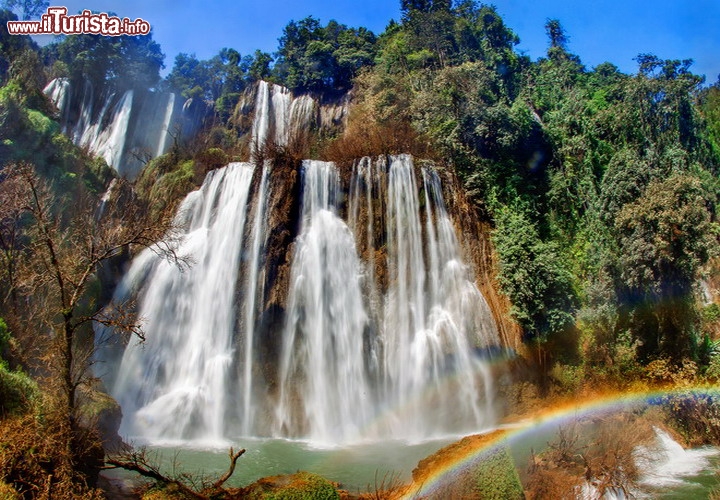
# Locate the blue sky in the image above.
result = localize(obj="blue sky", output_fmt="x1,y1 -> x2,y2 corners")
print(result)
28,0 -> 720,84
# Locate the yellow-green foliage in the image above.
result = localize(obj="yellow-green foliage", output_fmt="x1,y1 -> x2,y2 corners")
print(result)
195,147 -> 229,173
244,472 -> 339,500
0,481 -> 20,500
141,484 -> 192,499
151,159 -> 195,195
473,446 -> 524,500
429,444 -> 524,500
550,362 -> 585,393
662,391 -> 720,446
26,109 -> 59,137
0,319 -> 37,416
137,155 -> 197,217
0,83 -> 111,197
0,363 -> 37,415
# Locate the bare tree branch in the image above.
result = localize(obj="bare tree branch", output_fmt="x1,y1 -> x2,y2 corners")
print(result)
209,447 -> 246,491
105,446 -> 245,499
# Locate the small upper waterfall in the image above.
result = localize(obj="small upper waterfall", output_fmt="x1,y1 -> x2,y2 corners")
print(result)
250,80 -> 321,155
45,78 -> 343,179
43,78 -> 200,180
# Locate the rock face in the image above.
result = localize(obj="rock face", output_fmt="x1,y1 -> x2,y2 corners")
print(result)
44,78 -> 206,180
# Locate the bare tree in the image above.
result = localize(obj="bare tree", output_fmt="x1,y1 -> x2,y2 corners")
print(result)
105,447 -> 245,499
0,167 -> 28,315
0,162 -> 183,459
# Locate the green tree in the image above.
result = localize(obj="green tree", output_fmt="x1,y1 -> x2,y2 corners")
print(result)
249,50 -> 273,81
274,16 -> 376,91
44,31 -> 164,92
614,174 -> 717,359
164,52 -> 207,98
0,9 -> 38,84
545,18 -> 568,50
700,81 -> 720,158
493,207 -> 578,346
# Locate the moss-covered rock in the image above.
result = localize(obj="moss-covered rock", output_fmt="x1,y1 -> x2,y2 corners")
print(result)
242,471 -> 340,500
135,155 -> 197,217
420,444 -> 524,499
409,432 -> 524,499
195,147 -> 229,174
472,446 -> 524,499
141,483 -> 194,499
78,386 -> 124,451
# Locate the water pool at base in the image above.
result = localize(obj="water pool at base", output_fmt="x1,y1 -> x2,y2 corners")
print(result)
103,428 -> 720,497
104,436 -> 457,494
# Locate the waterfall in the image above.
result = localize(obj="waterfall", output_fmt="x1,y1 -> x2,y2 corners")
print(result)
239,162 -> 271,436
45,80 -> 135,177
635,427 -> 720,488
112,163 -> 257,441
251,81 -> 318,154
251,81 -> 271,156
107,151 -> 499,443
155,93 -> 176,158
100,82 -> 499,444
356,155 -> 496,439
43,78 -> 196,180
43,78 -> 71,129
45,78 -> 340,179
270,85 -> 291,146
82,90 -> 133,175
275,160 -> 372,443
273,155 -> 498,442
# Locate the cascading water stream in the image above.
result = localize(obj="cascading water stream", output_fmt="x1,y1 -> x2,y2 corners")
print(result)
371,156 -> 495,438
112,163 -> 256,441
239,162 -> 270,436
44,79 -> 189,179
155,92 -> 177,158
272,155 -> 498,443
108,154 -> 499,444
251,81 -> 271,156
275,161 -> 372,444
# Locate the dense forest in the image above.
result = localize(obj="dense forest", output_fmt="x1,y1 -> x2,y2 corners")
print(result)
1,0 -> 720,498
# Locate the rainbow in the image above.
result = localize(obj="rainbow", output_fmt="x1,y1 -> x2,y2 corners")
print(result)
402,384 -> 720,499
